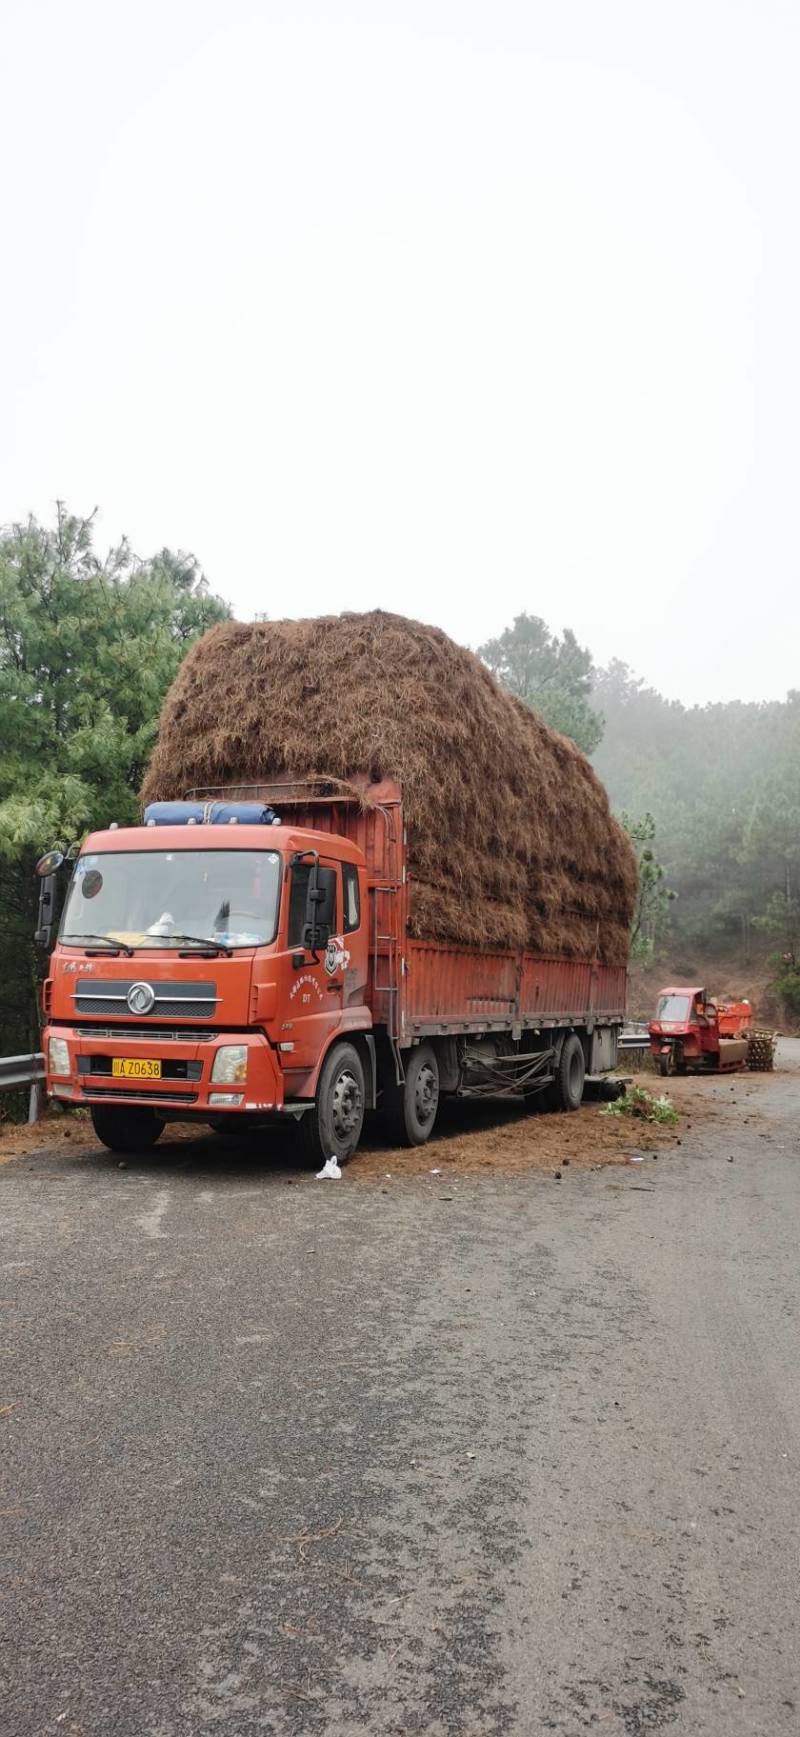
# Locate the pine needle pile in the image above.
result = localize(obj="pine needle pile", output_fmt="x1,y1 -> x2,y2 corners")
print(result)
141,611 -> 637,963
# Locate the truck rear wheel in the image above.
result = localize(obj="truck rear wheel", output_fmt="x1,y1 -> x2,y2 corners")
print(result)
543,1033 -> 585,1112
297,1042 -> 365,1168
383,1043 -> 440,1147
90,1106 -> 164,1154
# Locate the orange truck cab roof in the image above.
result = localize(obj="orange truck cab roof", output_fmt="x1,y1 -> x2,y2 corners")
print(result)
80,824 -> 366,865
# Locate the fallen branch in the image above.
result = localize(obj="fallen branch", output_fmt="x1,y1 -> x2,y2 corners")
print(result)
277,1516 -> 347,1559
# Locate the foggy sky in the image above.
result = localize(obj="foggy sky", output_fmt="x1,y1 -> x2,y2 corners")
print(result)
2,0 -> 798,706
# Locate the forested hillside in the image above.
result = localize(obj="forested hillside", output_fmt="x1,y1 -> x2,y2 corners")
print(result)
592,663 -> 799,973
480,615 -> 800,1020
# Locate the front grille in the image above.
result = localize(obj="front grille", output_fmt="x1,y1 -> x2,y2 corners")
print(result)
74,1025 -> 219,1043
77,1057 -> 203,1081
81,1085 -> 199,1105
73,979 -> 217,1020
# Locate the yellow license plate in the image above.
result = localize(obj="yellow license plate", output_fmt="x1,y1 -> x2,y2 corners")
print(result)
112,1058 -> 162,1080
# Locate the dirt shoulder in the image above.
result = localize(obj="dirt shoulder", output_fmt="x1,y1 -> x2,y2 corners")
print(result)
2,1048 -> 785,1180
0,1064 -> 746,1178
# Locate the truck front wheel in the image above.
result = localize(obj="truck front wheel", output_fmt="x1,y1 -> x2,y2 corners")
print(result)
90,1106 -> 164,1154
297,1042 -> 365,1168
382,1043 -> 440,1147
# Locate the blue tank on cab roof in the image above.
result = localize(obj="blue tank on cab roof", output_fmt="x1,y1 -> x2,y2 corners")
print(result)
143,800 -> 280,827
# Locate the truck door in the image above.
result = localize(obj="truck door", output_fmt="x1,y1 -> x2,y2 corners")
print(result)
341,859 -> 368,1009
283,855 -> 345,1070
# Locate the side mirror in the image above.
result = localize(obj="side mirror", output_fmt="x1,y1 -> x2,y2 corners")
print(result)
303,865 -> 337,950
36,849 -> 65,878
35,874 -> 58,949
34,847 -> 72,949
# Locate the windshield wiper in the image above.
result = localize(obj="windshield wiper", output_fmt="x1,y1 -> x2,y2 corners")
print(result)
62,933 -> 135,958
140,931 -> 233,957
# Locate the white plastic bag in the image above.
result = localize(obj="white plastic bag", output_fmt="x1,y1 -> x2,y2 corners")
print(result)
316,1155 -> 342,1180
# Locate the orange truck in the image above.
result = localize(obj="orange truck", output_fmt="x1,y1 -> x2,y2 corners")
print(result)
37,780 -> 627,1162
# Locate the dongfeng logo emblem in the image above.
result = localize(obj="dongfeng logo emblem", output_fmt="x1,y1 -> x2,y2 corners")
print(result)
127,981 -> 156,1015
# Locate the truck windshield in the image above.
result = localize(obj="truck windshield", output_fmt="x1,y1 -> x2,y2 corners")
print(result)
656,994 -> 691,1022
60,850 -> 282,949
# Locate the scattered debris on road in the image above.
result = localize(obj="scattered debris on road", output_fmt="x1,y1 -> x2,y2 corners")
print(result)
601,1085 -> 680,1125
0,1063 -> 785,1185
315,1156 -> 342,1180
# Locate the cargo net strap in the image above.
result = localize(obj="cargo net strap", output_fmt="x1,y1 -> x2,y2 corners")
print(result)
458,1046 -> 555,1099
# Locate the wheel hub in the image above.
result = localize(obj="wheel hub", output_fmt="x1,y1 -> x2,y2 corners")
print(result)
331,1068 -> 363,1140
415,1064 -> 438,1126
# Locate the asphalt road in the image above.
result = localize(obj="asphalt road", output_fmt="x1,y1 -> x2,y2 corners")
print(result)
2,1043 -> 799,1736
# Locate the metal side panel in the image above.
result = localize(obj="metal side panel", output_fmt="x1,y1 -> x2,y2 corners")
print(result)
404,944 -> 518,1027
519,957 -> 626,1021
404,942 -> 626,1034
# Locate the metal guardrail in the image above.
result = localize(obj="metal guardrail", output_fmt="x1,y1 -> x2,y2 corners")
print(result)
0,1053 -> 45,1123
0,1053 -> 45,1088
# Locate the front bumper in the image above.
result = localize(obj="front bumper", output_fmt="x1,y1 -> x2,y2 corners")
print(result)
649,1032 -> 699,1059
42,1025 -> 285,1116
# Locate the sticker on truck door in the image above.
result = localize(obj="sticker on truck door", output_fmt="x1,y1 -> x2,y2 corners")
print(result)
289,974 -> 324,1003
324,935 -> 350,977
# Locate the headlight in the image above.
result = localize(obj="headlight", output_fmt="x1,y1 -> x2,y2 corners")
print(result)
48,1036 -> 70,1076
211,1045 -> 248,1084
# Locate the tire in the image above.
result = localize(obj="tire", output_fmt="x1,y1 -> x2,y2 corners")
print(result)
658,1052 -> 671,1078
543,1033 -> 585,1113
382,1043 -> 440,1147
297,1042 -> 365,1168
90,1106 -> 164,1154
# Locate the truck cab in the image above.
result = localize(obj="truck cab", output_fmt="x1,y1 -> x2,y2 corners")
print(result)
40,805 -> 374,1163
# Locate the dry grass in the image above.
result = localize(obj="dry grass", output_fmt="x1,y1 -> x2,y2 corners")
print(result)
142,610 -> 637,962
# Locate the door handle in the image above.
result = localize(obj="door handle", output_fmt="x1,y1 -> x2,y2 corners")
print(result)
326,980 -> 343,992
